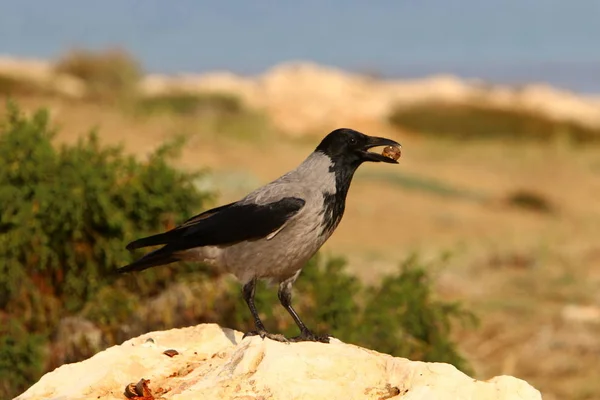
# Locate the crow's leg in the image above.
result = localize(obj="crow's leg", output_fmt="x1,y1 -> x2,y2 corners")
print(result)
241,278 -> 288,342
278,278 -> 330,343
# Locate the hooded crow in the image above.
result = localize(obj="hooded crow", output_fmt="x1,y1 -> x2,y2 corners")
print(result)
118,128 -> 401,343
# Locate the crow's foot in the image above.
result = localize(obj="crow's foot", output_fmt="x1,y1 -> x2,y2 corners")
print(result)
289,329 -> 331,343
242,330 -> 290,343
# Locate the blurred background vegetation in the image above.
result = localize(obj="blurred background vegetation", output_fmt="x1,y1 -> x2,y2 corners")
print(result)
388,102 -> 600,144
0,46 -> 599,400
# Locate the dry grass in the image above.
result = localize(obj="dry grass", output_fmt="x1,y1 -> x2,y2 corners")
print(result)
136,91 -> 243,116
4,92 -> 600,400
54,47 -> 142,101
0,74 -> 55,97
389,101 -> 600,144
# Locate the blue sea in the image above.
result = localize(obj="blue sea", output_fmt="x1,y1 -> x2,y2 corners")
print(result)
1,0 -> 599,93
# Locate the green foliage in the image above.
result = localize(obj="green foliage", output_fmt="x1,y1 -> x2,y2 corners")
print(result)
388,102 -> 600,144
54,47 -> 142,101
0,102 -> 212,398
0,103 -> 209,316
0,318 -> 46,398
358,255 -> 477,372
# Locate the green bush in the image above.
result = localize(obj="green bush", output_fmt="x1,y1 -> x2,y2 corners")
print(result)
0,102 -> 212,398
0,318 -> 46,398
358,255 -> 476,370
0,101 -> 476,398
0,103 -> 211,314
54,47 -> 142,101
388,102 -> 600,143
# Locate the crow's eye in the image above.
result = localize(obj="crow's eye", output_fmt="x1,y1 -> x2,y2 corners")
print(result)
348,137 -> 357,145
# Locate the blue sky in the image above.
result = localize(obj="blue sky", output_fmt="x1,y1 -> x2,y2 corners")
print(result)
1,1 -> 599,92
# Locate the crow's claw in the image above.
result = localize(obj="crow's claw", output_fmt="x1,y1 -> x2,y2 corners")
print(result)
242,330 -> 290,343
289,330 -> 331,343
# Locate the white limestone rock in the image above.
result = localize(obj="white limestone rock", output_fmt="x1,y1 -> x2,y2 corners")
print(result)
16,324 -> 542,400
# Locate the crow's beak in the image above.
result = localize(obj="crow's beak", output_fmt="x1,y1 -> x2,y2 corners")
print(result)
360,136 -> 402,164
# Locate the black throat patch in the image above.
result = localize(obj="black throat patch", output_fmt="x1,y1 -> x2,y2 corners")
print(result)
320,159 -> 360,236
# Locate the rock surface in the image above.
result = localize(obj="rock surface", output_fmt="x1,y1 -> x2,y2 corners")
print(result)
17,324 -> 541,400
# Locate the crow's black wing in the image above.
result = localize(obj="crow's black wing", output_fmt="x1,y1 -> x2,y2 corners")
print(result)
124,201 -> 237,250
118,197 -> 305,273
125,197 -> 305,251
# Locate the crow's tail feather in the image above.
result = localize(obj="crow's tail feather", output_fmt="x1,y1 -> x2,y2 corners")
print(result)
125,231 -> 176,250
118,248 -> 179,273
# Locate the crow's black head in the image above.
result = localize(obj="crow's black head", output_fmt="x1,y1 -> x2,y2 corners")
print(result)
315,128 -> 401,167
314,128 -> 401,236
